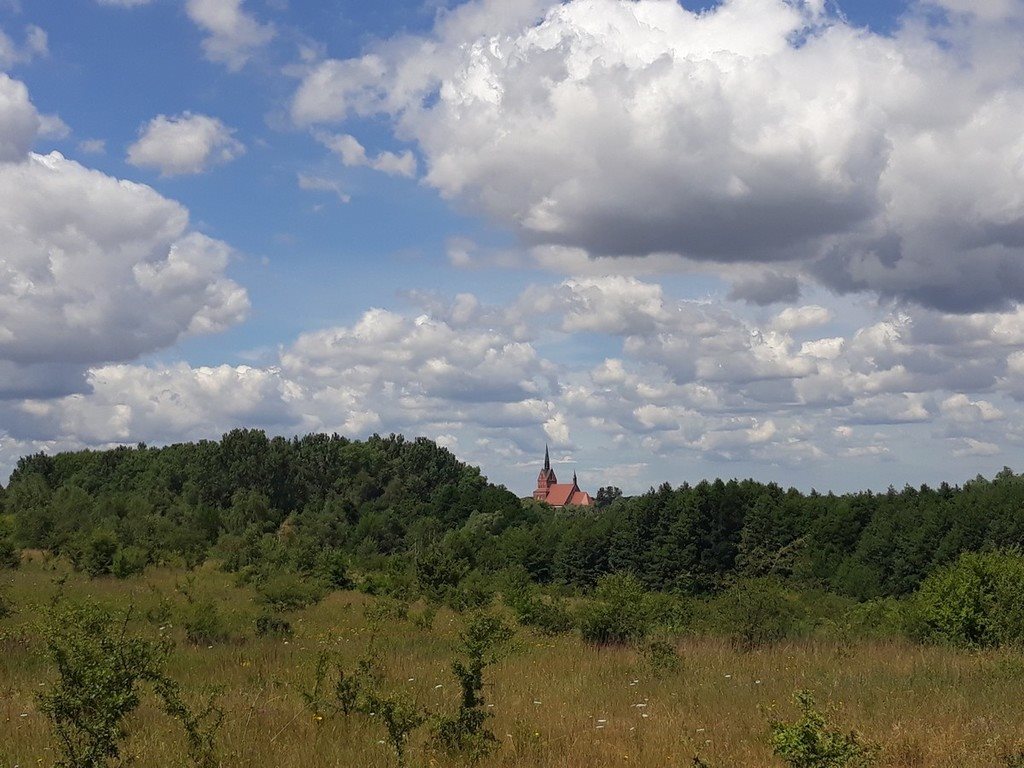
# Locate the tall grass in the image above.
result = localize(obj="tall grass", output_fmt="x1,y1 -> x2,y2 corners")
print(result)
2,557 -> 1024,767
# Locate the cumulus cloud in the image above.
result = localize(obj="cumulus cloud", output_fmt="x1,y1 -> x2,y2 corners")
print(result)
11,273 -> 1024,488
0,73 -> 40,161
0,153 -> 249,396
290,0 -> 1024,312
185,0 -> 275,71
127,112 -> 245,176
318,132 -> 416,178
0,73 -> 249,400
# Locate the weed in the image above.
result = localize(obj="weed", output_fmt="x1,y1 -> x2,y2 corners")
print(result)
768,690 -> 879,768
433,610 -> 513,763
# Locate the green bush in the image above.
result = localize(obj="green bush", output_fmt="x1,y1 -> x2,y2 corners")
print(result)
112,546 -> 149,579
82,530 -> 118,578
183,600 -> 231,645
38,601 -> 224,768
254,610 -> 293,638
255,572 -> 327,612
644,638 -> 682,677
769,690 -> 879,768
314,550 -> 352,590
433,611 -> 514,762
908,550 -> 1024,648
711,578 -> 801,649
0,535 -> 20,569
577,572 -> 651,646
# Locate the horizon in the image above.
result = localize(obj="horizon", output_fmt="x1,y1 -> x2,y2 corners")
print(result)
2,0 -> 1024,496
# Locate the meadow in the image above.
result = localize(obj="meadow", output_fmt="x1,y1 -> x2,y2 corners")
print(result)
3,556 -> 1024,768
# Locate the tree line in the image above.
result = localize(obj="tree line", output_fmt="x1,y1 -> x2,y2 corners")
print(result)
2,429 -> 1023,602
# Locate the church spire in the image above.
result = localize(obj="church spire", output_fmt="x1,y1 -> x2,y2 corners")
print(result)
544,444 -> 550,471
573,470 -> 578,486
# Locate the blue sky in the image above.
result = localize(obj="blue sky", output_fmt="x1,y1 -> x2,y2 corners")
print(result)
1,0 -> 1023,495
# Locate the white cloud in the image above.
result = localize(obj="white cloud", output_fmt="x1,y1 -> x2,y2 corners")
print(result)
78,138 -> 106,155
0,74 -> 248,400
185,0 -> 275,71
0,73 -> 40,161
297,173 -> 350,203
127,112 -> 245,176
0,152 -> 249,398
291,0 -> 1024,312
317,132 -> 416,178
0,24 -> 47,67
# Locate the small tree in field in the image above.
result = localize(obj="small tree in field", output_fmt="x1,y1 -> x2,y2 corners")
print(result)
769,691 -> 879,768
38,601 -> 222,768
433,610 -> 513,762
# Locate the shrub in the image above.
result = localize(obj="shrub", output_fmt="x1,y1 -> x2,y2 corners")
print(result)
0,536 -> 20,569
314,549 -> 352,590
578,572 -> 651,646
37,601 -> 223,768
908,550 -> 1024,648
644,638 -> 681,677
769,690 -> 879,768
712,578 -> 801,649
362,689 -> 426,768
111,546 -> 148,579
254,610 -> 293,638
183,600 -> 231,645
446,570 -> 495,612
433,611 -> 514,762
81,530 -> 118,578
255,572 -> 327,612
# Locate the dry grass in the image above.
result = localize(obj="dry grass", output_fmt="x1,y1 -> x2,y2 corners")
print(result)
3,558 -> 1024,767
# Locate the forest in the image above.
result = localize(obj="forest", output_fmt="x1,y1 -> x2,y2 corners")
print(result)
2,428 -> 1023,604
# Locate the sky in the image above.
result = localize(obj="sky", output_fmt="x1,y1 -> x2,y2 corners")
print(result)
1,0 -> 1024,496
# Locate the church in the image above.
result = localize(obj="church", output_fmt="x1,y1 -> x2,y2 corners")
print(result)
532,446 -> 594,507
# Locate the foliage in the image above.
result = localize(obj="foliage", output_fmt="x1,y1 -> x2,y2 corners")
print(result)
254,572 -> 328,611
182,599 -> 231,645
768,691 -> 879,768
433,611 -> 514,762
254,610 -> 293,638
578,572 -> 652,645
711,578 -> 802,649
908,550 -> 1024,648
644,638 -> 682,677
111,546 -> 148,579
0,534 -> 19,569
362,689 -> 427,768
37,601 -> 222,768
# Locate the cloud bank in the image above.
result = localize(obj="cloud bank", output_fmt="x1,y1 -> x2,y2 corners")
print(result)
292,0 -> 1024,312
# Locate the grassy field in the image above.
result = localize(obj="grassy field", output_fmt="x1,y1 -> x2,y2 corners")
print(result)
3,558 -> 1024,768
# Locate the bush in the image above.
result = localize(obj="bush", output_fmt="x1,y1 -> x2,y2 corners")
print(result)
644,638 -> 681,677
711,578 -> 801,649
38,601 -> 224,768
82,530 -> 118,578
254,611 -> 293,638
908,550 -> 1024,648
183,600 -> 231,645
578,572 -> 651,646
255,573 -> 327,612
112,546 -> 149,579
0,536 -> 20,569
769,690 -> 879,768
433,611 -> 514,762
314,550 -> 352,590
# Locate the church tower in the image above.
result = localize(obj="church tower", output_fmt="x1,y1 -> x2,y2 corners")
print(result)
533,445 -> 558,501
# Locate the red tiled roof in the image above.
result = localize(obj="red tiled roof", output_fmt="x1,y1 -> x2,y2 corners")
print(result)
569,490 -> 593,506
545,484 -> 577,506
